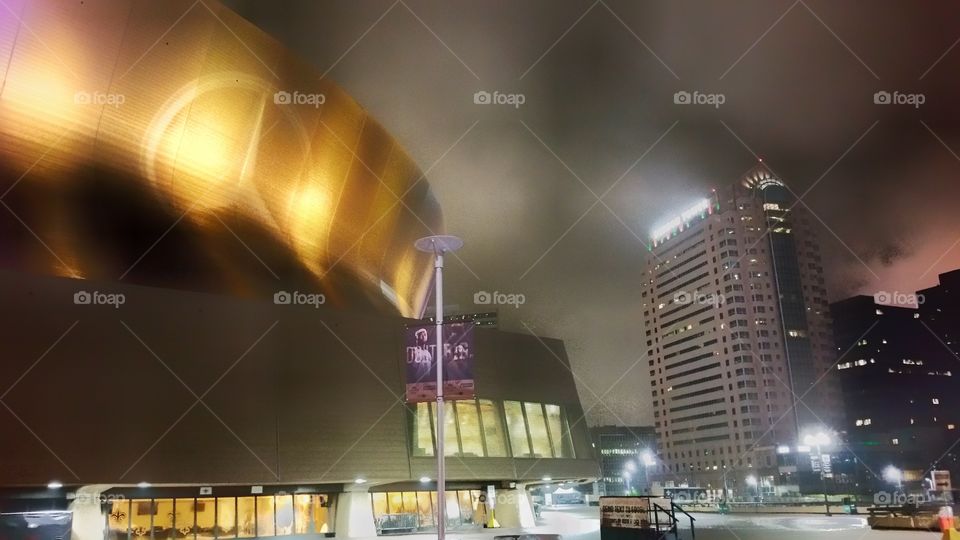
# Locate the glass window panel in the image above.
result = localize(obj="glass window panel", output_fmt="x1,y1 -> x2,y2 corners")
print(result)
458,491 -> 476,526
275,495 -> 293,536
525,402 -> 553,457
152,499 -> 174,540
371,492 -> 388,532
387,492 -> 404,514
444,492 -> 461,528
401,492 -> 418,525
107,499 -> 130,540
478,400 -> 507,457
413,402 -> 434,456
416,492 -> 434,528
174,498 -> 196,539
130,500 -> 152,540
456,401 -> 484,457
216,498 -> 236,538
430,492 -> 439,526
255,496 -> 275,537
442,401 -> 459,456
236,497 -> 256,538
195,499 -> 215,540
313,495 -> 332,534
545,404 -> 574,458
504,401 -> 531,457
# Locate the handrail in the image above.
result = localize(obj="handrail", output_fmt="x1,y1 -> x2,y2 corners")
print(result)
670,501 -> 696,539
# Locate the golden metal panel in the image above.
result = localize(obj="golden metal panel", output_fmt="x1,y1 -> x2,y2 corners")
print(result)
0,0 -> 442,316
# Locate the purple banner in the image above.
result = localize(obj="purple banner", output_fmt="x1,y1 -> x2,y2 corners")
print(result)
405,322 -> 475,402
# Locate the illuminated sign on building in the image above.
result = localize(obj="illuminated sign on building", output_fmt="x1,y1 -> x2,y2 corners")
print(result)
650,198 -> 715,246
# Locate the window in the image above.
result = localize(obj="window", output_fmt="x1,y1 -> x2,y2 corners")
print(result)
237,497 -> 256,538
218,498 -> 237,538
545,404 -> 573,458
153,499 -> 174,540
275,495 -> 293,536
107,500 -> 130,540
196,498 -> 215,540
479,399 -> 508,457
525,402 -> 553,457
256,496 -> 275,537
455,401 -> 484,456
505,401 -> 532,457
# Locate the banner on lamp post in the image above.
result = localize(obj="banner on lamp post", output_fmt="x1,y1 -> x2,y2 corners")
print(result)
404,322 -> 475,402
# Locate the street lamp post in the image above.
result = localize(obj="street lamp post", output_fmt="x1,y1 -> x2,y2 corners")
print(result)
804,432 -> 832,516
415,235 -> 464,540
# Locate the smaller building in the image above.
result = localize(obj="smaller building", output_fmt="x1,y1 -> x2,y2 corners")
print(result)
590,426 -> 657,496
831,292 -> 960,493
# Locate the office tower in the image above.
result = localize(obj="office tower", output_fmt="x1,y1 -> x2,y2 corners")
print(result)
592,426 -> 658,495
642,163 -> 841,494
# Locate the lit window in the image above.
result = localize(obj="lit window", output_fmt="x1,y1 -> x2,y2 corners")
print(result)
933,398 -> 941,405
892,439 -> 899,445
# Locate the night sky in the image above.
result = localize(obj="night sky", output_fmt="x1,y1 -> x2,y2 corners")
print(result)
227,0 -> 960,426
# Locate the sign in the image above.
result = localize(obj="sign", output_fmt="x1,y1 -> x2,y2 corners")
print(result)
600,497 -> 651,529
405,322 -> 475,402
932,470 -> 952,491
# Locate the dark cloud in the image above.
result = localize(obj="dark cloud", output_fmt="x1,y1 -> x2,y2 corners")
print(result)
226,0 -> 960,425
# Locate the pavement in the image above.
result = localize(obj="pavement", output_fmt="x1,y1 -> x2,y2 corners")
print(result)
534,506 -> 935,540
367,506 -> 936,540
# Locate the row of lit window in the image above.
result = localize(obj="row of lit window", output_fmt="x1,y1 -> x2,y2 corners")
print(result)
106,495 -> 333,540
411,399 -> 574,459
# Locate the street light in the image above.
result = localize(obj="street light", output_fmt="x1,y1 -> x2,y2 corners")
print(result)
414,235 -> 463,540
745,475 -> 758,504
803,431 -> 833,516
883,465 -> 903,490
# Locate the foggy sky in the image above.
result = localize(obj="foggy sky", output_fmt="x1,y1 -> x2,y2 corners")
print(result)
226,0 -> 960,427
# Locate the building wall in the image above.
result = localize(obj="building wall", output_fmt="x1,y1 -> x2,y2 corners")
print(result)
0,268 -> 598,487
643,166 -> 839,492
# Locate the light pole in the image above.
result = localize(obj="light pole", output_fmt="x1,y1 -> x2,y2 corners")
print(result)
746,475 -> 758,504
414,235 -> 463,540
804,432 -> 832,516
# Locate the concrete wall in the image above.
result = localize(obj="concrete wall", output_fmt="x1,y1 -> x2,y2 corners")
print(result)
0,269 -> 598,487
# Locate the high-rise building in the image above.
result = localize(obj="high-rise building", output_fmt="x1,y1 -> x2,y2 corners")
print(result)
591,426 -> 658,495
831,294 -> 960,491
918,269 -> 960,362
642,163 -> 841,495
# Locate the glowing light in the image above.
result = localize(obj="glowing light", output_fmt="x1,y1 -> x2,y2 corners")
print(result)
650,198 -> 711,240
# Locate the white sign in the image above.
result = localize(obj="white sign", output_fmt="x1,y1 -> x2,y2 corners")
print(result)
600,497 -> 650,529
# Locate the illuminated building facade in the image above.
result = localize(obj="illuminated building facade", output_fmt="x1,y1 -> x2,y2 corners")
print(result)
832,277 -> 960,491
591,426 -> 657,496
0,1 -> 599,538
642,164 -> 841,495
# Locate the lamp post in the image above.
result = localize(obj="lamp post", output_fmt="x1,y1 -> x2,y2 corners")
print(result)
746,475 -> 758,505
803,432 -> 832,516
414,235 -> 463,540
